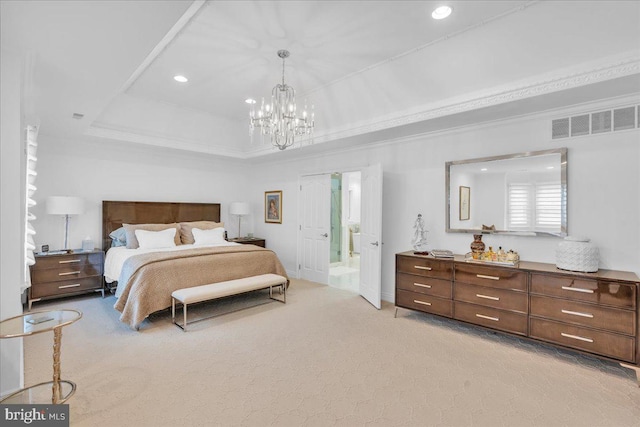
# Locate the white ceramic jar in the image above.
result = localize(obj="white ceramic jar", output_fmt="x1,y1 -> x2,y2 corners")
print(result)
556,236 -> 599,273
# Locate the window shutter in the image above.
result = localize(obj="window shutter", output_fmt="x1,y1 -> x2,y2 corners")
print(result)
507,181 -> 562,233
507,183 -> 532,229
24,125 -> 38,289
535,183 -> 562,230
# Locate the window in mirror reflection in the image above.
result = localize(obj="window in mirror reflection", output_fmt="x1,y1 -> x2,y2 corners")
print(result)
446,148 -> 567,236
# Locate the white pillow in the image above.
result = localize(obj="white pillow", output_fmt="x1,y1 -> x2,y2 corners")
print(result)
134,228 -> 177,249
192,227 -> 226,245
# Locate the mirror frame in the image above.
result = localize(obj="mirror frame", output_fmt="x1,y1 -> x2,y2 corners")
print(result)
445,148 -> 568,237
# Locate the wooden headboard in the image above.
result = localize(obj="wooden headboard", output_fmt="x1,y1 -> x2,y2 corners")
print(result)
102,201 -> 221,250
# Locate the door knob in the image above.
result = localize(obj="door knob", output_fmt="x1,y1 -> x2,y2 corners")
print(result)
321,233 -> 328,237
371,241 -> 379,246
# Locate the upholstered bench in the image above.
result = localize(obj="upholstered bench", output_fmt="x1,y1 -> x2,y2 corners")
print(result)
171,273 -> 287,331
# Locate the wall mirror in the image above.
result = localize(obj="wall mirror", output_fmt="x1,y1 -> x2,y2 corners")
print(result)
446,148 -> 567,237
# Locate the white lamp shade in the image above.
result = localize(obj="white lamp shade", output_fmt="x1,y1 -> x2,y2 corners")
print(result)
229,202 -> 250,216
46,196 -> 85,215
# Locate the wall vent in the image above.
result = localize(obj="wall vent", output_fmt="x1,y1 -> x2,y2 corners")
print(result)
591,111 -> 611,134
552,118 -> 570,139
570,115 -> 589,137
613,106 -> 635,131
552,105 -> 638,140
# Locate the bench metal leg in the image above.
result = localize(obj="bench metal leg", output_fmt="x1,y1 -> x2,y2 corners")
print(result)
172,297 -> 188,332
183,303 -> 188,332
269,282 -> 287,304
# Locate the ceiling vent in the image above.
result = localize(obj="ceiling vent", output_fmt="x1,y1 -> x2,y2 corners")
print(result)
72,113 -> 84,120
552,105 -> 638,140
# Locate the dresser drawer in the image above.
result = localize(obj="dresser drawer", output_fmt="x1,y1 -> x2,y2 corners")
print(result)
454,282 -> 527,313
31,252 -> 103,271
530,274 -> 636,309
396,255 -> 453,280
396,290 -> 453,318
529,317 -> 636,362
31,262 -> 103,284
530,295 -> 635,336
31,276 -> 102,298
454,301 -> 527,335
454,263 -> 527,291
396,273 -> 452,299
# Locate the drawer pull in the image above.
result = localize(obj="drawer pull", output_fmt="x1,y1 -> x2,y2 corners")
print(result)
561,309 -> 594,318
413,300 -> 432,306
476,314 -> 499,322
476,274 -> 500,281
476,294 -> 500,301
413,283 -> 432,289
414,266 -> 432,271
59,259 -> 81,264
58,283 -> 81,289
58,271 -> 80,276
561,332 -> 593,343
561,286 -> 594,294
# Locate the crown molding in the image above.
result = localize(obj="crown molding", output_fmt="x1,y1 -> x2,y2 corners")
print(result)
309,53 -> 640,146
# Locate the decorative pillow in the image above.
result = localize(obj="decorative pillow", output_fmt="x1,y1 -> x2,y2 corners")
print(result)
192,227 -> 226,245
109,227 -> 127,247
179,221 -> 224,245
123,223 -> 181,249
134,228 -> 177,250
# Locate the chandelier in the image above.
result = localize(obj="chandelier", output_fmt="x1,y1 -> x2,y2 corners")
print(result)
249,50 -> 314,150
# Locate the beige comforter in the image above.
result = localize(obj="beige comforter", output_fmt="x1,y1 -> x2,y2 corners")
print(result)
114,245 -> 288,329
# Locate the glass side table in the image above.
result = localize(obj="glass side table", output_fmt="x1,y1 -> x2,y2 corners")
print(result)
0,309 -> 82,404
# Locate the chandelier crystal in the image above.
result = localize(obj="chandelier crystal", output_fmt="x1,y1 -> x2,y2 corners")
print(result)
249,50 -> 314,150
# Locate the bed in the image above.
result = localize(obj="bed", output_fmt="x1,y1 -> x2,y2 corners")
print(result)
102,201 -> 288,330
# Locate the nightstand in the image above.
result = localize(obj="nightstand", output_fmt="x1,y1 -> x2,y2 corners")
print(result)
228,237 -> 266,248
29,250 -> 105,310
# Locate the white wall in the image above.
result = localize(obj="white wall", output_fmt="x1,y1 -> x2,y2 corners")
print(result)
32,136 -> 251,251
23,96 -> 640,307
0,49 -> 25,396
249,97 -> 640,302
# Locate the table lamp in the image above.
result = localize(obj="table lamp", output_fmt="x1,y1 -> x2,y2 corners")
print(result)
46,196 -> 84,251
229,202 -> 250,238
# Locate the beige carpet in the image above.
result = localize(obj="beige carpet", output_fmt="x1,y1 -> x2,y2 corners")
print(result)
23,279 -> 639,426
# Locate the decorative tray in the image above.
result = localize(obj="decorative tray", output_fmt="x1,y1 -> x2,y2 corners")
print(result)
464,252 -> 519,267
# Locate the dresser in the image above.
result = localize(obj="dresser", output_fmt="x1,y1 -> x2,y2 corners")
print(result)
29,250 -> 105,310
395,251 -> 640,385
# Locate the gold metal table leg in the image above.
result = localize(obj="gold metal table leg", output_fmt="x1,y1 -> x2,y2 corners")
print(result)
52,326 -> 62,404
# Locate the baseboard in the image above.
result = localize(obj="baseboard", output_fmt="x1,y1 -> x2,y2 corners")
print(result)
381,291 -> 394,303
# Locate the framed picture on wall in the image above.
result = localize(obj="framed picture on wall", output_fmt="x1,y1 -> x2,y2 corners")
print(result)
459,186 -> 470,221
265,190 -> 282,224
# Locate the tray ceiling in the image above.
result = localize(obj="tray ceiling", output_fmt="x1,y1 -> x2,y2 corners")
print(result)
3,1 -> 640,160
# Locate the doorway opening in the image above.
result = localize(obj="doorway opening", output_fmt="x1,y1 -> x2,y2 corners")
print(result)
328,171 -> 361,293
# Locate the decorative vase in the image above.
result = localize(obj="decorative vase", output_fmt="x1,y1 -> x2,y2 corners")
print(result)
470,234 -> 485,255
556,236 -> 599,273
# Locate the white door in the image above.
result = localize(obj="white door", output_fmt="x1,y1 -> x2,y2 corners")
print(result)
299,174 -> 331,284
359,164 -> 383,309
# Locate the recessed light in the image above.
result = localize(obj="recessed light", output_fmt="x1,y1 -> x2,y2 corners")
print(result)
481,168 -> 488,172
173,75 -> 188,83
546,166 -> 555,170
245,98 -> 256,104
432,5 -> 452,20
